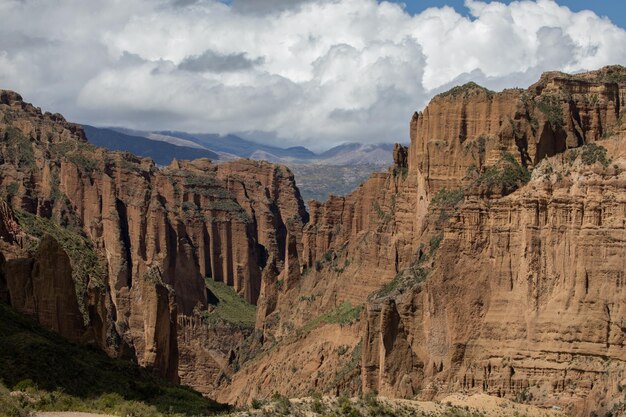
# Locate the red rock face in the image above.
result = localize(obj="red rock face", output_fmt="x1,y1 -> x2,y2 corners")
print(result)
0,90 -> 307,386
357,68 -> 626,414
4,235 -> 86,342
222,66 -> 626,415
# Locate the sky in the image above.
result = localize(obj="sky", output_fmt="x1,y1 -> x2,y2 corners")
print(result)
393,0 -> 626,28
1,0 -> 625,151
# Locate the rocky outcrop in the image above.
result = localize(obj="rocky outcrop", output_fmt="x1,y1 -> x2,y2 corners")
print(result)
409,67 -> 624,193
0,90 -> 307,389
358,68 -> 626,415
224,66 -> 626,415
4,235 -> 86,342
362,141 -> 626,414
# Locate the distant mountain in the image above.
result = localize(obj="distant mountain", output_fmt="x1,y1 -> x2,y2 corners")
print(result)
83,126 -> 219,165
160,131 -> 317,160
84,126 -> 397,173
318,143 -> 394,165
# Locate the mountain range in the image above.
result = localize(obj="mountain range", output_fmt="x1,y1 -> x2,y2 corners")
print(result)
82,125 -> 396,166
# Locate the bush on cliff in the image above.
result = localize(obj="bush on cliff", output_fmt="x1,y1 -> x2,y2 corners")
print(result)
580,143 -> 610,167
536,94 -> 564,129
476,152 -> 530,195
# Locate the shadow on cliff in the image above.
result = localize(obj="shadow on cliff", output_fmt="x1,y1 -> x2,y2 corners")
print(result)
0,303 -> 228,415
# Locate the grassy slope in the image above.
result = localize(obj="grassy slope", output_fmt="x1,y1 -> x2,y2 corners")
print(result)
204,278 -> 256,328
0,303 -> 227,416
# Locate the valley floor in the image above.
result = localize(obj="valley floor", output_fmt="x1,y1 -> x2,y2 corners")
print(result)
224,393 -> 564,417
35,413 -> 116,417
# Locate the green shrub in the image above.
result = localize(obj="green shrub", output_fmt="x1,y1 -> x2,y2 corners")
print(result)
429,233 -> 444,255
0,304 -> 227,416
431,188 -> 464,208
311,397 -> 325,414
0,383 -> 29,417
536,94 -> 563,129
476,152 -> 530,195
477,135 -> 486,156
580,143 -> 610,167
374,246 -> 429,299
514,387 -> 533,403
337,395 -> 361,417
5,127 -> 35,168
12,379 -> 36,392
298,302 -> 363,336
67,153 -> 97,172
271,393 -> 291,415
6,182 -> 19,198
436,82 -> 495,99
372,201 -> 390,222
207,199 -> 251,223
330,344 -> 362,397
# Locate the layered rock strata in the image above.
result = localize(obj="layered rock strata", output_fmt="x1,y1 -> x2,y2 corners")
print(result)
0,90 -> 307,386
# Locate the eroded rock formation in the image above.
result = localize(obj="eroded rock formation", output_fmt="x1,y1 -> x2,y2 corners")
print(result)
0,90 -> 307,388
220,66 -> 626,416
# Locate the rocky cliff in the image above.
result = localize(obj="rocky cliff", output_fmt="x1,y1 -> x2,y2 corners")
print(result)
216,66 -> 626,416
0,89 -> 307,389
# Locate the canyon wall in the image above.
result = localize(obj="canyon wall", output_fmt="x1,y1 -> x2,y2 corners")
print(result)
220,66 -> 626,415
360,67 -> 626,414
0,89 -> 307,386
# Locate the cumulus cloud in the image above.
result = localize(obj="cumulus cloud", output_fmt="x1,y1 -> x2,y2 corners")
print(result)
178,50 -> 265,72
229,0 -> 317,14
0,0 -> 624,150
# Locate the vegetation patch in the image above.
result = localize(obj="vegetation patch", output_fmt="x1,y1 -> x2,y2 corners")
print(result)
580,143 -> 610,167
207,199 -> 251,223
49,140 -> 100,173
4,127 -> 35,168
595,66 -> 626,84
315,246 -> 351,274
430,188 -> 464,224
242,389 -> 506,416
536,94 -> 563,129
0,303 -> 226,416
14,209 -> 106,323
374,249 -> 430,299
372,195 -> 396,224
431,188 -> 464,208
67,152 -> 98,172
298,301 -> 363,336
436,82 -> 495,99
202,277 -> 257,328
372,200 -> 390,222
328,342 -> 362,391
476,152 -> 530,195
429,233 -> 444,255
50,168 -> 63,200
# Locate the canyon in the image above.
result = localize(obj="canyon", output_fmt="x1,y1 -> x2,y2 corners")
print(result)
1,65 -> 626,416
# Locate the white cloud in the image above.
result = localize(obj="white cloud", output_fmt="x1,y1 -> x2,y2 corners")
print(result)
0,0 -> 624,150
